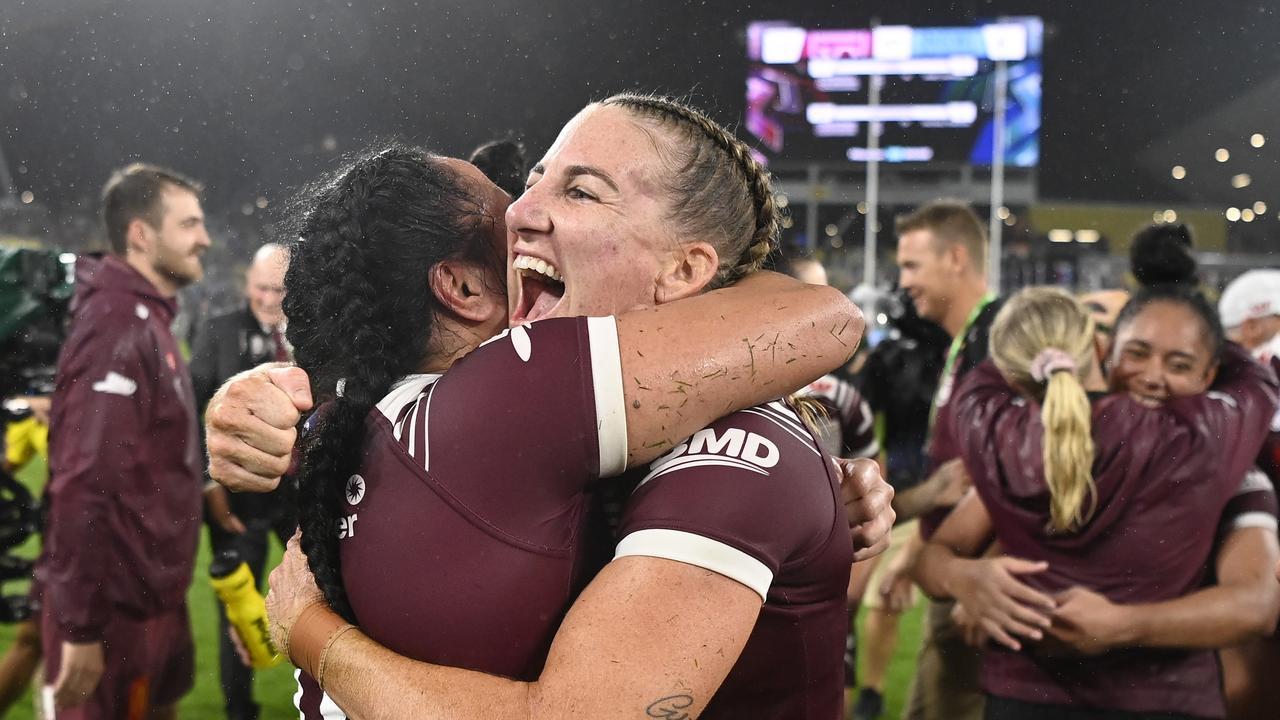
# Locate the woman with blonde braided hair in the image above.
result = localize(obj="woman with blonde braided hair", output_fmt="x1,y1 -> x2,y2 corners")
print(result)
210,94 -> 893,719
987,288 -> 1098,533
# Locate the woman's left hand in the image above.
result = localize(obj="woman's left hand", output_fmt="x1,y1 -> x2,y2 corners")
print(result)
266,531 -> 327,656
1047,586 -> 1130,656
836,457 -> 896,562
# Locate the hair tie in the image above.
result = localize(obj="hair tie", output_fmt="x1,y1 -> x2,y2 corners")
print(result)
335,378 -> 346,398
1030,348 -> 1077,383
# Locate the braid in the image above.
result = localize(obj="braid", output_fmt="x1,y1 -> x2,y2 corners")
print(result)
282,142 -> 492,623
600,93 -> 780,288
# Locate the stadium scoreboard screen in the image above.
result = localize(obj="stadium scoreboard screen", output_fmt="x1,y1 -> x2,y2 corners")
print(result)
746,19 -> 1043,167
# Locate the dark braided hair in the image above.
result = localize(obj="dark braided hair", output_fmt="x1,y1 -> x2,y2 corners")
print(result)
598,93 -> 780,289
282,142 -> 500,622
1115,223 -> 1224,361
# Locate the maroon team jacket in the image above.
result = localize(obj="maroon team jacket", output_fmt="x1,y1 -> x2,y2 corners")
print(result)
38,255 -> 202,642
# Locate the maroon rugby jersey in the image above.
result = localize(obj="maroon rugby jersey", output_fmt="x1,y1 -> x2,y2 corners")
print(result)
616,400 -> 854,719
296,316 -> 628,718
798,373 -> 879,459
951,343 -> 1280,718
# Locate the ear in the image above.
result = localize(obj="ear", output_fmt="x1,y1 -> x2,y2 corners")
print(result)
944,241 -> 970,275
654,241 -> 720,304
1202,358 -> 1220,388
125,218 -> 154,255
428,259 -> 503,324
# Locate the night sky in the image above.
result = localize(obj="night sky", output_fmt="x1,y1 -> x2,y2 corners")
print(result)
2,1 -> 1277,223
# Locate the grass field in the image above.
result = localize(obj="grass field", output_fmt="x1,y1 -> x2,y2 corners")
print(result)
1,459 -> 926,720
852,601 -> 925,720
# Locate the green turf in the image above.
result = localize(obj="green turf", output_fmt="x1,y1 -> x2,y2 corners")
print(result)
850,601 -> 926,720
0,457 -> 297,719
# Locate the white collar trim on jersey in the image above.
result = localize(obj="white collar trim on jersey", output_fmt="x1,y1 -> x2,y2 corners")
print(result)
376,373 -> 441,423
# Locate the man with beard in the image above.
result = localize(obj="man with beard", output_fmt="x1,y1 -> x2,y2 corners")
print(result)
39,164 -> 210,719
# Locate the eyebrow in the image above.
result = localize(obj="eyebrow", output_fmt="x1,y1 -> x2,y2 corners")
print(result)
1122,340 -> 1196,361
529,162 -> 619,193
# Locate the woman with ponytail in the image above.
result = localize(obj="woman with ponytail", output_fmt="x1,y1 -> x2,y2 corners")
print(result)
220,93 -> 890,720
912,285 -> 1278,720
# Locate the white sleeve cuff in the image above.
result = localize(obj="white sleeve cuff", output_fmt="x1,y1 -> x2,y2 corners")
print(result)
614,528 -> 773,602
587,316 -> 628,477
1230,511 -> 1279,532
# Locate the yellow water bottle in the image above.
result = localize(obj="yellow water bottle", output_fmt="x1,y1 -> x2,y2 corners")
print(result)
209,549 -> 282,669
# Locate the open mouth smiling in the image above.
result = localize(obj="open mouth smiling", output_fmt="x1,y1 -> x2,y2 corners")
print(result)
512,253 -> 566,323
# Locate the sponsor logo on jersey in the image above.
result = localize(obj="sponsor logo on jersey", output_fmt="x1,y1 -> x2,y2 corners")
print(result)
345,474 -> 366,506
641,426 -> 780,485
477,322 -> 533,362
337,513 -> 358,539
92,371 -> 138,397
510,324 -> 532,362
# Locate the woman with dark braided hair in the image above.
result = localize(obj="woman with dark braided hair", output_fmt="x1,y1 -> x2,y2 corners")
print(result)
209,94 -> 893,719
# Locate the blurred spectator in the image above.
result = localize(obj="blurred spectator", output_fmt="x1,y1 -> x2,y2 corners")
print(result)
893,199 -> 1000,720
38,163 -> 209,717
468,138 -> 527,199
1219,269 -> 1280,363
848,290 -> 948,720
189,243 -> 296,720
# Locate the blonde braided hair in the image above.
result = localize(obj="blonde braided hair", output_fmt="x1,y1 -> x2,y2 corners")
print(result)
599,93 -> 780,289
990,287 -> 1098,533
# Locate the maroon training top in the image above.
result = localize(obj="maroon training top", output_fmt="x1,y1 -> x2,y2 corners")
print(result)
38,255 -> 202,642
951,344 -> 1279,718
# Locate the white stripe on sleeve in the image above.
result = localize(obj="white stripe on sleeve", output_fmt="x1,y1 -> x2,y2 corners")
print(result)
588,316 -> 628,477
1231,511 -> 1279,532
614,528 -> 773,602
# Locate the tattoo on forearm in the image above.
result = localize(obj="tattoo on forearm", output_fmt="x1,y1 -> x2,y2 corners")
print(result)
645,694 -> 694,719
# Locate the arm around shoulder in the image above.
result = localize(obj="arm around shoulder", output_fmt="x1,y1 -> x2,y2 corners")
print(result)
618,271 -> 863,466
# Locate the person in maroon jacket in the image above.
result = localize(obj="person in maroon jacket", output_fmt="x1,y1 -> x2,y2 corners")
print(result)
38,164 -> 210,719
915,286 -> 1280,719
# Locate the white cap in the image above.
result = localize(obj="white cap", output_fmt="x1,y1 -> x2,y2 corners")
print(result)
1219,269 -> 1280,328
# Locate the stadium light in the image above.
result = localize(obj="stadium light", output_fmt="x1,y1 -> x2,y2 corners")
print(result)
1171,165 -> 1186,180
1232,173 -> 1252,189
1215,148 -> 1230,162
1242,209 -> 1256,222
1226,207 -> 1242,221
1254,201 -> 1267,215
1251,133 -> 1265,148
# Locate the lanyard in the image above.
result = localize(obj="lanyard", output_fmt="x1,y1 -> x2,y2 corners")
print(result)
929,292 -> 997,429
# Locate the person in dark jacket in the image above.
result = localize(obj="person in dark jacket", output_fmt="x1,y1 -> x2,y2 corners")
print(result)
38,163 -> 210,719
189,242 -> 295,720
